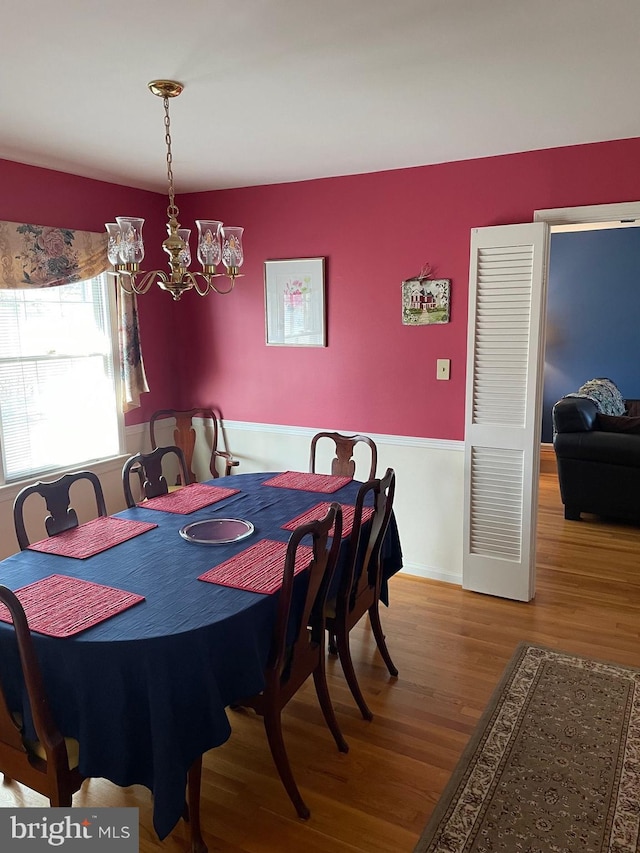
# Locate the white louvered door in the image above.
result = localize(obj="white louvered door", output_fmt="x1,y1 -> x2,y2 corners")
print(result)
463,223 -> 549,601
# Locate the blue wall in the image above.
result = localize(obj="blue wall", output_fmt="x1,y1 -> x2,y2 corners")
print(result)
543,227 -> 640,442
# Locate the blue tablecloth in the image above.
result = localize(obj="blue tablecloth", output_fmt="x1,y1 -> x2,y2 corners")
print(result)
0,472 -> 402,839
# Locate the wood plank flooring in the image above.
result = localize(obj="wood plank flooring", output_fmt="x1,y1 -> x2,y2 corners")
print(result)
3,472 -> 640,851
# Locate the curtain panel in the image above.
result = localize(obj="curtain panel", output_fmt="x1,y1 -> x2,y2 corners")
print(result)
0,219 -> 148,411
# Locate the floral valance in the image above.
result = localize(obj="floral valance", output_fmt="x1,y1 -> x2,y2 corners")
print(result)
0,220 -> 109,288
0,219 -> 148,411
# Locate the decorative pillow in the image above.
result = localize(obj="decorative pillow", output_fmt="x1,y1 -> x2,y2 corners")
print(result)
596,413 -> 640,434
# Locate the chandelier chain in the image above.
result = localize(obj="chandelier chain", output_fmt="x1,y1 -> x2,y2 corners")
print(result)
164,96 -> 179,220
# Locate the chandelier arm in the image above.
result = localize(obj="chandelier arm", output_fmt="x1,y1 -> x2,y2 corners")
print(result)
187,272 -> 211,298
151,270 -> 169,286
143,270 -> 165,295
199,272 -> 237,295
115,271 -> 134,296
130,270 -> 162,296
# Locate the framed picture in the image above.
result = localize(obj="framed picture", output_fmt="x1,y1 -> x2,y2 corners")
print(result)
265,257 -> 326,346
401,277 -> 451,325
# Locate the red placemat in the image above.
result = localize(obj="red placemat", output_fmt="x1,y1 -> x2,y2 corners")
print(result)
140,482 -> 240,514
0,574 -> 145,638
27,516 -> 157,559
198,539 -> 313,595
281,502 -> 374,539
262,471 -> 351,493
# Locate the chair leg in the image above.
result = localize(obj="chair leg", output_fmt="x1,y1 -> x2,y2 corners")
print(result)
49,790 -> 73,807
334,624 -> 373,721
328,631 -> 338,656
312,655 -> 350,751
368,602 -> 398,677
263,707 -> 310,820
186,756 -> 207,853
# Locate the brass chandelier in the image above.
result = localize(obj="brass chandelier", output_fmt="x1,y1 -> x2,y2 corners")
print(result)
105,80 -> 243,301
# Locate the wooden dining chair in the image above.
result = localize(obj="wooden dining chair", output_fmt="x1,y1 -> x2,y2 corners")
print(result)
309,431 -> 377,481
122,445 -> 190,508
231,503 -> 348,820
150,407 -> 239,483
13,471 -> 107,551
0,584 -> 207,851
0,584 -> 85,805
326,467 -> 397,721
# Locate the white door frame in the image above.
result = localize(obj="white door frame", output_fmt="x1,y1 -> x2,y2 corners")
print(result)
463,200 -> 640,601
532,200 -> 640,593
534,201 -> 640,226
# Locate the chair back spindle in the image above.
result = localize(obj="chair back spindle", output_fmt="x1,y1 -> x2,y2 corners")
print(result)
327,467 -> 397,720
13,471 -> 107,551
232,503 -> 348,819
150,407 -> 238,482
269,503 -> 343,682
122,445 -> 189,508
309,432 -> 377,481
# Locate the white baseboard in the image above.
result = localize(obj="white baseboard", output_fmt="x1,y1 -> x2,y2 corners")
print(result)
399,562 -> 462,585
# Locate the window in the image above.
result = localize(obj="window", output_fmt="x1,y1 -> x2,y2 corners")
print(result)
0,273 -> 122,483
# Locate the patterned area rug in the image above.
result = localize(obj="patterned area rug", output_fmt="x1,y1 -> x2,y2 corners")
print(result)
414,643 -> 640,853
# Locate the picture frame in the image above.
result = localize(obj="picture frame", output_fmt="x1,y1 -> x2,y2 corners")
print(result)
264,257 -> 326,346
401,277 -> 451,325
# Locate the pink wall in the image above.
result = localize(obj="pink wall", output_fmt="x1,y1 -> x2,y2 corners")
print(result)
3,138 -> 640,441
176,138 -> 640,440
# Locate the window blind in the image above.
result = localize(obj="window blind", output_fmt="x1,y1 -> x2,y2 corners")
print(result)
0,274 -> 120,482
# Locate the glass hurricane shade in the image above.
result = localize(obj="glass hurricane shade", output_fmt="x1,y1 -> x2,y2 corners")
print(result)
105,223 -> 121,266
196,220 -> 222,267
222,227 -> 244,270
177,228 -> 191,268
115,217 -> 145,265
106,218 -> 243,273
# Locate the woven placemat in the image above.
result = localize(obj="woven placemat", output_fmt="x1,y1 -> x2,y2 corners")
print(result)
262,471 -> 351,493
198,539 -> 313,594
0,574 -> 145,637
281,501 -> 374,538
140,482 -> 240,514
27,516 -> 157,559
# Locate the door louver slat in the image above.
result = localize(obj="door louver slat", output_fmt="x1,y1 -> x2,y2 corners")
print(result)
470,447 -> 523,560
472,246 -> 534,426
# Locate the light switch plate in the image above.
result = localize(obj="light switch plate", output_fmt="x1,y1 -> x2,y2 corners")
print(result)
436,358 -> 450,380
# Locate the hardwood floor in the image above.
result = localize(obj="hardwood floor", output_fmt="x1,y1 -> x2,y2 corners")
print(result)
3,471 -> 640,851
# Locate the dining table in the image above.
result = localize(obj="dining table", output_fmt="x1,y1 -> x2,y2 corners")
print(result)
0,470 -> 403,844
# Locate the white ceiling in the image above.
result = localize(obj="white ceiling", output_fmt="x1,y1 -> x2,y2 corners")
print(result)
2,0 -> 640,194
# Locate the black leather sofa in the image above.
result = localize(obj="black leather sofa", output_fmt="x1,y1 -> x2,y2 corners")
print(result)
552,396 -> 640,522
